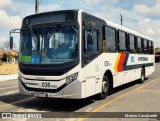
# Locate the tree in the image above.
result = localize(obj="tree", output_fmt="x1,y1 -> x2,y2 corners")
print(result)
3,41 -> 10,50
0,46 -> 5,51
3,41 -> 17,50
2,41 -> 17,62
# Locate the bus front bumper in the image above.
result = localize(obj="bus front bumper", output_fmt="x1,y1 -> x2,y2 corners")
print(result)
18,78 -> 82,99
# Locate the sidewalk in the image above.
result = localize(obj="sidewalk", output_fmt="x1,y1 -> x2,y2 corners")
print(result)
0,74 -> 18,81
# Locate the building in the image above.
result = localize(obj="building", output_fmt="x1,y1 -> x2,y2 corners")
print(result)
155,52 -> 160,63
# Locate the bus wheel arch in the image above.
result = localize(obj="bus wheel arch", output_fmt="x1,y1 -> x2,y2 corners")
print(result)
104,70 -> 113,95
97,70 -> 113,100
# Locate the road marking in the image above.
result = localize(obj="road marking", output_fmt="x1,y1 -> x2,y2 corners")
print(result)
0,86 -> 18,90
135,78 -> 160,91
0,79 -> 17,82
138,89 -> 160,92
77,77 -> 160,121
0,97 -> 35,108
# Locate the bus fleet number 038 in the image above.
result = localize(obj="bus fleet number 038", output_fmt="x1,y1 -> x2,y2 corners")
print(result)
41,82 -> 57,89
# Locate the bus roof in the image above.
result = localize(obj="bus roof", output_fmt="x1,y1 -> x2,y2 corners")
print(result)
79,9 -> 154,41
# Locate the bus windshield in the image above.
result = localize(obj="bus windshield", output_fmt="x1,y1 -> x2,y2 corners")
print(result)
19,25 -> 78,64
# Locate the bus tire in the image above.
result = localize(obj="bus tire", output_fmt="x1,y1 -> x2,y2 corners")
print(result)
139,68 -> 145,83
98,76 -> 109,100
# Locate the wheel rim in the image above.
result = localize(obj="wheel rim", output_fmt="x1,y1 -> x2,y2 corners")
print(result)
141,74 -> 144,81
102,81 -> 108,94
141,69 -> 144,81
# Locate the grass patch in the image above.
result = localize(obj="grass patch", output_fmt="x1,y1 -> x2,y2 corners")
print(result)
0,63 -> 18,74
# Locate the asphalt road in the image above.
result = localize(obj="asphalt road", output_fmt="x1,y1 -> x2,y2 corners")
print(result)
0,64 -> 160,121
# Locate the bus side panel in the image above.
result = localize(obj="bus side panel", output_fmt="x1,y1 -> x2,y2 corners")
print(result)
116,72 -> 124,87
145,55 -> 155,76
83,54 -> 104,97
126,54 -> 155,83
123,71 -> 130,84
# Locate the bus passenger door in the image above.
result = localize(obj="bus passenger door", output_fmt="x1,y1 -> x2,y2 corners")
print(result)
85,77 -> 96,97
83,29 -> 101,97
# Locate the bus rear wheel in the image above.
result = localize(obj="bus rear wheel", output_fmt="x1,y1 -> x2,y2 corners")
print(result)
139,68 -> 145,83
98,76 -> 109,100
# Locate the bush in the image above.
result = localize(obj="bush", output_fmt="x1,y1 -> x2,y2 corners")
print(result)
2,53 -> 7,62
7,51 -> 13,59
0,60 -> 3,66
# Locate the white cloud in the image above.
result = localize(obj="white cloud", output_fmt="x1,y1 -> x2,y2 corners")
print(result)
15,2 -> 62,18
138,18 -> 151,25
0,36 -> 8,42
156,0 -> 160,3
84,0 -> 118,5
136,18 -> 160,47
0,0 -> 159,48
133,3 -> 160,16
0,36 -> 8,48
0,0 -> 17,11
0,0 -> 13,9
0,9 -> 22,29
138,20 -> 156,36
84,0 -> 103,5
40,3 -> 62,12
133,4 -> 149,13
94,5 -> 160,47
147,28 -> 156,36
108,0 -> 118,3
137,18 -> 160,36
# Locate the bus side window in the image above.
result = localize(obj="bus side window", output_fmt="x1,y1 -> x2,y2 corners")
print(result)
134,36 -> 137,53
143,39 -> 148,54
129,34 -> 136,53
151,41 -> 154,54
137,37 -> 142,53
149,41 -> 154,54
118,31 -> 127,52
84,30 -> 98,53
105,26 -> 116,52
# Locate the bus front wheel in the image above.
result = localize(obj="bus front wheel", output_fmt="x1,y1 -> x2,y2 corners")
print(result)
98,76 -> 109,100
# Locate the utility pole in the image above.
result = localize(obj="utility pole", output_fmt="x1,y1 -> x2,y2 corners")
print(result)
35,0 -> 39,14
120,14 -> 123,26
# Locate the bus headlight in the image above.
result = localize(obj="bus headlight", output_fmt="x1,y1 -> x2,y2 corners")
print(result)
66,72 -> 78,84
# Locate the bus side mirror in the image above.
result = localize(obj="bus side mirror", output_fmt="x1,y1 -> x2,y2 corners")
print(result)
10,36 -> 13,50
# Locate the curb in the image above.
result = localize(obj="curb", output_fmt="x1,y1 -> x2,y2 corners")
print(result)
0,74 -> 18,82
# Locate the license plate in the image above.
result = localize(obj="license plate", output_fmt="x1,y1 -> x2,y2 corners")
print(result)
35,92 -> 46,97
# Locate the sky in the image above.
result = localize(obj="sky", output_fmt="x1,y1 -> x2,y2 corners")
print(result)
0,0 -> 160,49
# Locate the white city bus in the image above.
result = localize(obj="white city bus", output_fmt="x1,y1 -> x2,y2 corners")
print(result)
11,10 -> 155,99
